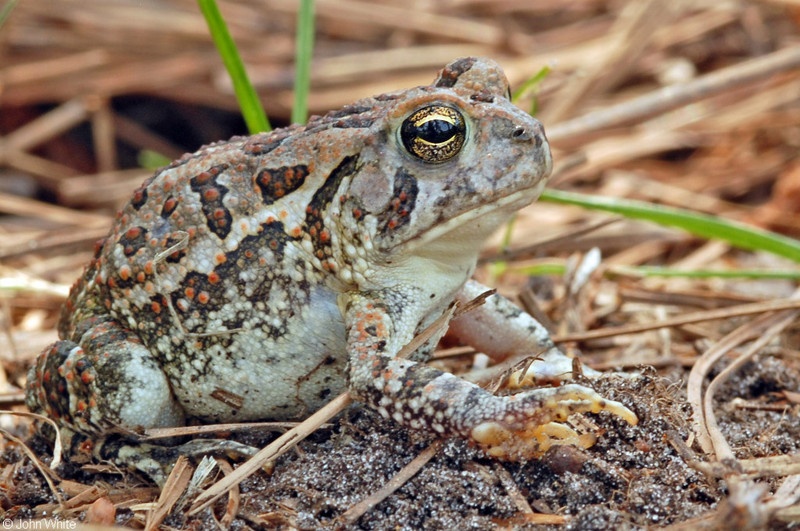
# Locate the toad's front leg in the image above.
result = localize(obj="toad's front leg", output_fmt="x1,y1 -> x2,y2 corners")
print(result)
344,293 -> 636,459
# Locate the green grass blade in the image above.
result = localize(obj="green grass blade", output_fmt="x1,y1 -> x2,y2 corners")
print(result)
291,0 -> 315,124
540,189 -> 800,263
512,262 -> 566,276
612,266 -> 800,279
138,150 -> 172,170
0,0 -> 18,29
512,262 -> 800,279
511,65 -> 550,116
197,0 -> 270,134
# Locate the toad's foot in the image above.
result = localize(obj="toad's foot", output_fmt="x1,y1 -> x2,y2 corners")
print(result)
470,384 -> 638,460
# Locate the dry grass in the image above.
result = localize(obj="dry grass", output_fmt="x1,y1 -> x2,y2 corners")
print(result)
2,0 -> 800,528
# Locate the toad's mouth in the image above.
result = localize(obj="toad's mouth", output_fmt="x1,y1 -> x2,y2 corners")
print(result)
397,177 -> 548,257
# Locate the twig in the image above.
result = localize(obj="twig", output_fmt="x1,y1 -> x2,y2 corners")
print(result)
337,441 -> 442,527
702,308 -> 799,461
769,475 -> 800,522
143,421 -> 309,440
687,288 -> 800,456
547,45 -> 800,142
187,392 -> 352,516
552,297 -> 800,344
214,458 -> 240,529
479,217 -> 621,264
0,427 -> 63,505
312,0 -> 504,45
492,461 -> 536,518
543,0 -> 677,123
686,310 -> 787,455
0,98 -> 90,157
145,456 -> 193,531
0,191 -> 110,227
5,410 -> 65,470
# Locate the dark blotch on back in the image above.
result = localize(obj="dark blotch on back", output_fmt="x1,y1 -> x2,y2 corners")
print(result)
307,155 -> 359,217
163,233 -> 188,264
325,103 -> 377,120
130,186 -> 148,211
161,195 -> 179,219
243,129 -> 293,156
166,272 -> 226,334
331,115 -> 376,129
117,226 -> 148,257
323,102 -> 378,129
255,165 -> 309,205
308,155 -> 355,214
378,168 -> 418,233
190,165 -> 232,240
304,155 -> 360,258
470,90 -> 495,103
434,57 -> 476,88
238,219 -> 294,257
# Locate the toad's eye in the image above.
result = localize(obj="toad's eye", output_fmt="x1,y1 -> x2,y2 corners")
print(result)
400,105 -> 466,163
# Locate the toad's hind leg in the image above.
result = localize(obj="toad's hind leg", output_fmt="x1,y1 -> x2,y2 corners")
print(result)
24,316 -> 242,484
25,316 -> 185,437
92,436 -> 259,486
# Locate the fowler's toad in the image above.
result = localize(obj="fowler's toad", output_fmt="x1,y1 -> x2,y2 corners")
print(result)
26,57 -> 636,479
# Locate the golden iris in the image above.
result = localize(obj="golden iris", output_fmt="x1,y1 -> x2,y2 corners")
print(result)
400,105 -> 466,163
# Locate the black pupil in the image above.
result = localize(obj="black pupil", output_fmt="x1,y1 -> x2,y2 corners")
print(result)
418,119 -> 455,143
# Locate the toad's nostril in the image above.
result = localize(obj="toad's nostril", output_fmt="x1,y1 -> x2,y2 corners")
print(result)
511,126 -> 531,142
